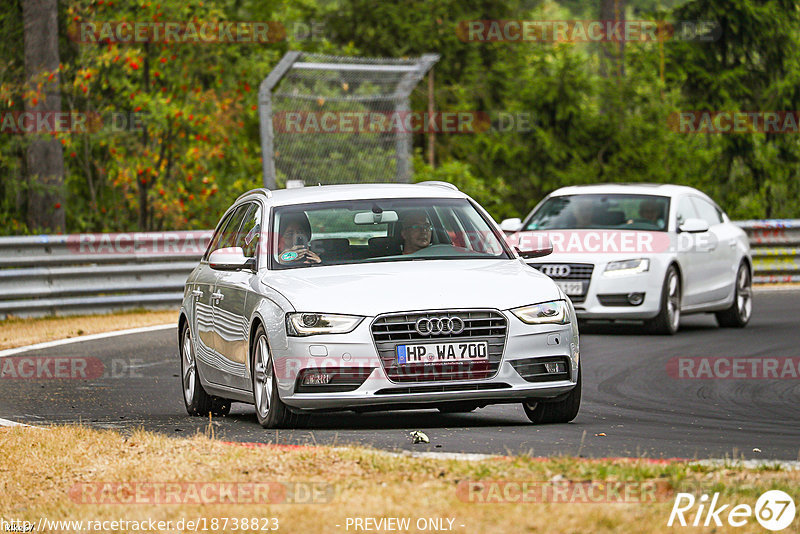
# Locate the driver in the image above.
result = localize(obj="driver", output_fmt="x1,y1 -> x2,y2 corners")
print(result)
639,199 -> 662,223
277,212 -> 321,265
570,197 -> 595,228
399,209 -> 433,255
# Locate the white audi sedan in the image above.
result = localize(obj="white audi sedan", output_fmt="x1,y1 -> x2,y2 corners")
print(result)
179,182 -> 580,428
500,184 -> 753,334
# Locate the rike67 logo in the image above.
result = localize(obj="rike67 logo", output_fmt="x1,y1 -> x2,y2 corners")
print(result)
668,490 -> 796,531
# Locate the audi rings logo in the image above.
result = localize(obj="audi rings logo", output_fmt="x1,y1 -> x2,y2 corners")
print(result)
415,316 -> 466,336
539,264 -> 571,277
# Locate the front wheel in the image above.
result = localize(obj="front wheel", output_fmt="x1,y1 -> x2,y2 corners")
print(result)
647,265 -> 681,335
181,325 -> 229,416
715,262 -> 752,328
523,363 -> 581,424
251,325 -> 305,428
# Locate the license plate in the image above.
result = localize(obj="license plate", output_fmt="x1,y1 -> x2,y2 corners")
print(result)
396,341 -> 489,365
556,281 -> 584,296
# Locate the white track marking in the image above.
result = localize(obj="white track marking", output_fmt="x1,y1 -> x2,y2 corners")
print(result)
0,323 -> 176,358
0,418 -> 34,427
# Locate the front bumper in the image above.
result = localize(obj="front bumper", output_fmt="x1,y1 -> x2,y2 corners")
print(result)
270,311 -> 579,411
528,259 -> 668,320
572,270 -> 664,320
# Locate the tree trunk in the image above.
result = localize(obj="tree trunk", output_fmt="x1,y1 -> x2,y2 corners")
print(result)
23,0 -> 65,233
600,0 -> 626,78
138,43 -> 151,231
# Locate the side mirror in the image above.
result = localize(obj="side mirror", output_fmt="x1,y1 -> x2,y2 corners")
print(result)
516,235 -> 553,259
499,218 -> 522,233
208,247 -> 254,271
679,218 -> 709,233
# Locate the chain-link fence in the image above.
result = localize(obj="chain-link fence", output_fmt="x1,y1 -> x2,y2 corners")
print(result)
258,52 -> 438,188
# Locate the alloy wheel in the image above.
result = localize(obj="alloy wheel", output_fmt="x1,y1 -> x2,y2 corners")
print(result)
253,335 -> 273,419
737,266 -> 752,322
182,328 -> 196,405
667,270 -> 680,332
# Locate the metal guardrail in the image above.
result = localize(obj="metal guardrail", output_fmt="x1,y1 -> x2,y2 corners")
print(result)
0,231 -> 212,318
0,221 -> 797,318
734,220 -> 800,284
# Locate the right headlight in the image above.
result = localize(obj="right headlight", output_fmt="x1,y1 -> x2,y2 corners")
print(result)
511,300 -> 570,325
286,313 -> 364,336
603,258 -> 650,277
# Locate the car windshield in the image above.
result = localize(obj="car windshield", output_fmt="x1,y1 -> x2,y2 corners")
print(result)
524,194 -> 671,231
271,198 -> 511,269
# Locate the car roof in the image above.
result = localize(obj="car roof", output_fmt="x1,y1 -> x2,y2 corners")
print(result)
546,183 -> 709,199
236,183 -> 466,207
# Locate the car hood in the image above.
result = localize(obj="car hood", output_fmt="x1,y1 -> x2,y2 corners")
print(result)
262,259 -> 560,316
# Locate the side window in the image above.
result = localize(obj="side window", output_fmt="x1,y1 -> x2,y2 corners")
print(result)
691,197 -> 723,226
205,204 -> 250,260
237,203 -> 262,259
204,212 -> 234,261
676,197 -> 698,227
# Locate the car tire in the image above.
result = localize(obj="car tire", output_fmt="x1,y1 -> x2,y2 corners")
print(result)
715,262 -> 753,328
522,363 -> 581,424
180,324 -> 227,416
437,402 -> 478,414
251,324 -> 304,429
647,265 -> 681,335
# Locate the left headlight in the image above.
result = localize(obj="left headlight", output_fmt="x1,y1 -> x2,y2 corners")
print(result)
603,258 -> 650,277
286,313 -> 364,336
511,300 -> 570,325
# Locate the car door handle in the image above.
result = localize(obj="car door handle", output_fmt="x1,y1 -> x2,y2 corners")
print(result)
191,289 -> 203,298
729,240 -> 737,248
211,292 -> 224,302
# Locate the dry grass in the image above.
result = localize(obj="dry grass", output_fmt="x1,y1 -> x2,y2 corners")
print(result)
0,425 -> 797,533
0,309 -> 177,350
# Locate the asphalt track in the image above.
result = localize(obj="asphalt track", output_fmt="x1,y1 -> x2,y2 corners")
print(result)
2,289 -> 798,460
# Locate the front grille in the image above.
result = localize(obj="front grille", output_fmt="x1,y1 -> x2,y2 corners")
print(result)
375,383 -> 511,395
371,309 -> 507,383
530,263 -> 594,304
510,356 -> 571,382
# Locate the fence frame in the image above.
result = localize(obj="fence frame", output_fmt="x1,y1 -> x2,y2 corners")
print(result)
257,52 -> 439,189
